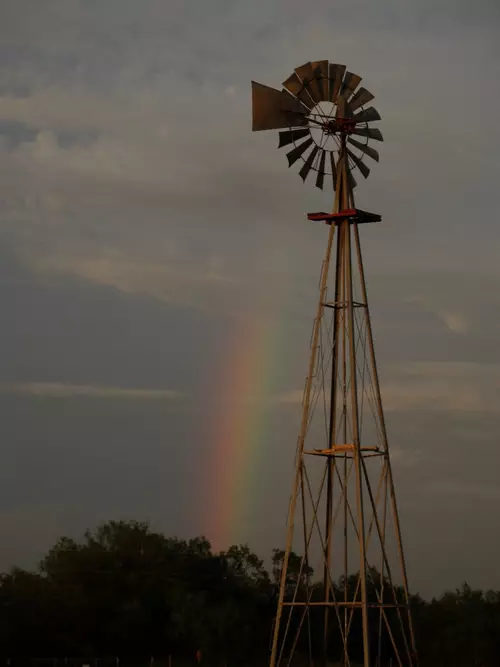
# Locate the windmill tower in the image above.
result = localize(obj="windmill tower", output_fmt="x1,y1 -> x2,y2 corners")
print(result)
251,62 -> 418,667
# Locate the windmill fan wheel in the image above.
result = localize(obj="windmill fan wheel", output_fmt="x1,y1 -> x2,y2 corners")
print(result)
251,60 -> 383,191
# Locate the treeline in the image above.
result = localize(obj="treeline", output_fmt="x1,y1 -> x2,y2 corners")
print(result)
0,520 -> 499,666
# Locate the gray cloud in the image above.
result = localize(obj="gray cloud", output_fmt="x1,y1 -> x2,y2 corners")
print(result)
0,0 -> 499,598
0,382 -> 184,399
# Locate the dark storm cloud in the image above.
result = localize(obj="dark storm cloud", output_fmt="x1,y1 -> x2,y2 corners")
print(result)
0,0 -> 498,596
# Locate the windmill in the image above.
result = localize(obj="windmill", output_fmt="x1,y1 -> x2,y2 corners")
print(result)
251,62 -> 418,667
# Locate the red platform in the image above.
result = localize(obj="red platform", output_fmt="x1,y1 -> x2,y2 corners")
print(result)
307,208 -> 382,225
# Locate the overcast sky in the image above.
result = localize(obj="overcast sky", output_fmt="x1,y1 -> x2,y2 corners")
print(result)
0,0 -> 499,599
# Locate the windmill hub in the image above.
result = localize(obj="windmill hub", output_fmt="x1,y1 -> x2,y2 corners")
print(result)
308,103 -> 354,138
321,117 -> 355,136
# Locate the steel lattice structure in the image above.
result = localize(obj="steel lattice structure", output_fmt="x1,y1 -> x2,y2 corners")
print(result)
251,61 -> 418,667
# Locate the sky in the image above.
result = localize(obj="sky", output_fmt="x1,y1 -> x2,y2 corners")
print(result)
0,0 -> 499,599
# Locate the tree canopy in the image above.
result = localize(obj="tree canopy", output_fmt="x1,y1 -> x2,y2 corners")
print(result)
0,520 -> 498,666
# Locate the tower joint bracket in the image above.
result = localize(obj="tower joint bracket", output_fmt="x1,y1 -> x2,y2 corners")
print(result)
307,208 -> 382,226
321,300 -> 366,310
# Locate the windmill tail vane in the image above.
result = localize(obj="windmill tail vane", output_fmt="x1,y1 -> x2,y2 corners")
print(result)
251,61 -> 418,667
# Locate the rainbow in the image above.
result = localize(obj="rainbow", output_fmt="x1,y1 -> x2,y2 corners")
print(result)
204,245 -> 297,551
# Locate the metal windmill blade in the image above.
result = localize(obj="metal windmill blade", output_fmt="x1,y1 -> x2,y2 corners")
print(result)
347,136 -> 380,162
278,128 -> 311,148
349,87 -> 374,112
347,147 -> 370,179
286,136 -> 314,167
282,72 -> 315,110
328,63 -> 346,102
339,71 -> 362,101
336,95 -> 353,119
294,62 -> 322,103
316,150 -> 327,190
353,106 -> 381,124
336,95 -> 347,118
330,151 -> 337,191
311,60 -> 329,100
280,88 -> 310,114
299,145 -> 320,182
352,126 -> 384,141
251,81 -> 308,130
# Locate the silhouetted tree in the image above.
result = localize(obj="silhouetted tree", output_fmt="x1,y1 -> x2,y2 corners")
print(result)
0,520 -> 498,666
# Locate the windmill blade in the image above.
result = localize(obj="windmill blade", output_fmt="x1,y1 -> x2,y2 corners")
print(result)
281,88 -> 310,114
339,71 -> 362,101
295,62 -> 314,81
278,128 -> 311,148
336,95 -> 353,119
349,87 -> 374,112
348,169 -> 357,190
299,145 -> 320,182
252,81 -> 308,130
311,60 -> 329,100
353,106 -> 381,124
347,137 -> 380,162
330,151 -> 337,191
295,62 -> 321,104
352,126 -> 384,142
336,95 -> 347,118
328,63 -> 346,103
286,137 -> 314,167
347,148 -> 370,179
316,150 -> 326,190
282,72 -> 315,110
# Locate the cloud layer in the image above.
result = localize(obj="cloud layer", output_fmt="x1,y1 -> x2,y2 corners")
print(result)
0,383 -> 184,400
0,0 -> 499,598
